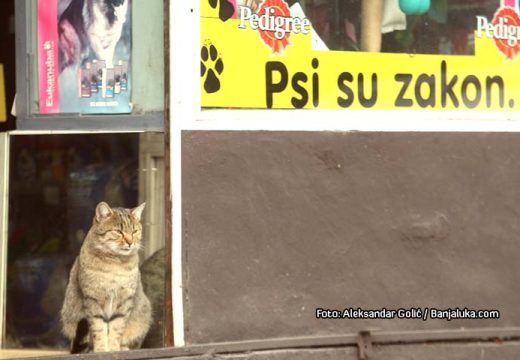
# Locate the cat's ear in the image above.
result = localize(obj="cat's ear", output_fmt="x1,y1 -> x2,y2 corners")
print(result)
95,202 -> 113,221
132,202 -> 146,220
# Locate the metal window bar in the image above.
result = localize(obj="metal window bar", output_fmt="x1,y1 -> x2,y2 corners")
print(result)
14,328 -> 520,360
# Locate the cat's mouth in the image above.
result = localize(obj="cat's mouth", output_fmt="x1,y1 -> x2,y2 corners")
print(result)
118,247 -> 134,255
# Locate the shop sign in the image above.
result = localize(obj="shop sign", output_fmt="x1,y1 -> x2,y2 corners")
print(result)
201,0 -> 520,112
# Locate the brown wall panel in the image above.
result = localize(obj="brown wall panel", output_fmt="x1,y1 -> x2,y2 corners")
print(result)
182,131 -> 520,344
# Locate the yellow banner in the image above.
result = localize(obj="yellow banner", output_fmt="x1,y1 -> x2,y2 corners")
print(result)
0,64 -> 6,122
200,1 -> 520,111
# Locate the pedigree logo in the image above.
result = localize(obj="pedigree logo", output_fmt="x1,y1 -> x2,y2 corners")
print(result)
477,7 -> 520,60
238,0 -> 310,54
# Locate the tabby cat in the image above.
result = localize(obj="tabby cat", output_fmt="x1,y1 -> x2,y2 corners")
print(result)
61,201 -> 151,353
140,247 -> 165,348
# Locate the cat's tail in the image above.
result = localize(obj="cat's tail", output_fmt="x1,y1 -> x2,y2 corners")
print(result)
71,318 -> 90,354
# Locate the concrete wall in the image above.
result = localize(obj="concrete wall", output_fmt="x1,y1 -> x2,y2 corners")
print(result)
147,342 -> 520,360
182,131 -> 520,345
85,341 -> 520,360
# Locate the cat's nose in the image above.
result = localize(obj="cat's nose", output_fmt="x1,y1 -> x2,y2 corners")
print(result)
123,235 -> 133,246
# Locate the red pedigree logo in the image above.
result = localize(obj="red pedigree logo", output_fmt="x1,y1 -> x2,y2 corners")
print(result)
477,7 -> 520,60
493,7 -> 520,60
257,0 -> 291,53
238,0 -> 310,54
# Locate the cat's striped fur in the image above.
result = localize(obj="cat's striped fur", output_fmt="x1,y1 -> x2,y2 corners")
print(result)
61,202 -> 151,353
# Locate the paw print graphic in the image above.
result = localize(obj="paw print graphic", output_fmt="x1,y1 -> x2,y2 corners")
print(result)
208,0 -> 234,21
201,43 -> 224,94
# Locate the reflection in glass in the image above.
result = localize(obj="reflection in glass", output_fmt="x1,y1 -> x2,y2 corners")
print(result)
303,0 -> 498,54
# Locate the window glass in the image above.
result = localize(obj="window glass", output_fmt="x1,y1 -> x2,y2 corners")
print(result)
303,0 -> 497,54
5,134 -> 165,351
